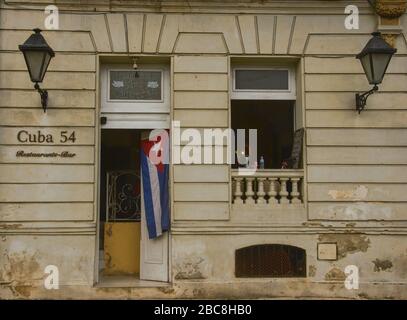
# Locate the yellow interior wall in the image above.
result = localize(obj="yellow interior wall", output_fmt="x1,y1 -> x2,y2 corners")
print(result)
104,222 -> 141,276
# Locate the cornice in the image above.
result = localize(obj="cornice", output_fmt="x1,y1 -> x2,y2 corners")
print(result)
2,0 -> 374,14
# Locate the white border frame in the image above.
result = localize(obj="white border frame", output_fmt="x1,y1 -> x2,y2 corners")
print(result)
231,65 -> 296,100
101,64 -> 170,113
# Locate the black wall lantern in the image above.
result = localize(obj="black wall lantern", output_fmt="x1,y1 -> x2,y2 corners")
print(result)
19,28 -> 55,112
356,32 -> 396,113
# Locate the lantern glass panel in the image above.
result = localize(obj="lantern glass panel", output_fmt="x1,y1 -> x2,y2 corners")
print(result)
23,50 -> 52,83
370,52 -> 392,85
360,54 -> 373,84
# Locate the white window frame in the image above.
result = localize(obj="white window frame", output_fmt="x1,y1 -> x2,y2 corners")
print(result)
101,64 -> 170,114
231,65 -> 296,100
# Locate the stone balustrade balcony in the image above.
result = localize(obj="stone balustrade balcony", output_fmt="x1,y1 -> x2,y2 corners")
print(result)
232,169 -> 304,206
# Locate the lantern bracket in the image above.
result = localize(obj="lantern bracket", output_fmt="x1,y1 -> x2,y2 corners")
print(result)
34,82 -> 48,113
355,85 -> 378,114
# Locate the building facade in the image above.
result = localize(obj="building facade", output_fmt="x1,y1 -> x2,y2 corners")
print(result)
0,0 -> 407,299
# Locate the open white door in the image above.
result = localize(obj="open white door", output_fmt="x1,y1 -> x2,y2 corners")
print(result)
140,131 -> 169,282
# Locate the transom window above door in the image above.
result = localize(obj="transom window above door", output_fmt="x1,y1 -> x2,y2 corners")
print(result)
101,64 -> 170,114
109,70 -> 163,101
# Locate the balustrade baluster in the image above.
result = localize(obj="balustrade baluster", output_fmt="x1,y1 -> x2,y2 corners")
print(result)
267,178 -> 278,204
245,177 -> 255,204
290,177 -> 301,203
279,178 -> 289,204
256,177 -> 266,204
234,177 -> 244,204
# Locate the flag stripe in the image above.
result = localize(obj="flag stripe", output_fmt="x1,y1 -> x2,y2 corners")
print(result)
147,155 -> 162,237
158,166 -> 169,231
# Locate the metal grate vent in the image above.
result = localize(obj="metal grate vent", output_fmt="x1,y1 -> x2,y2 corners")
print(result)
235,244 -> 306,278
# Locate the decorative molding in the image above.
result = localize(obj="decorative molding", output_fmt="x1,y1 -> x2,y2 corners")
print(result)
171,221 -> 407,235
381,33 -> 397,47
372,0 -> 406,47
173,32 -> 229,54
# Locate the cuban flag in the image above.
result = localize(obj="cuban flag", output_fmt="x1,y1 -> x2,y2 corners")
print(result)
141,131 -> 170,239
